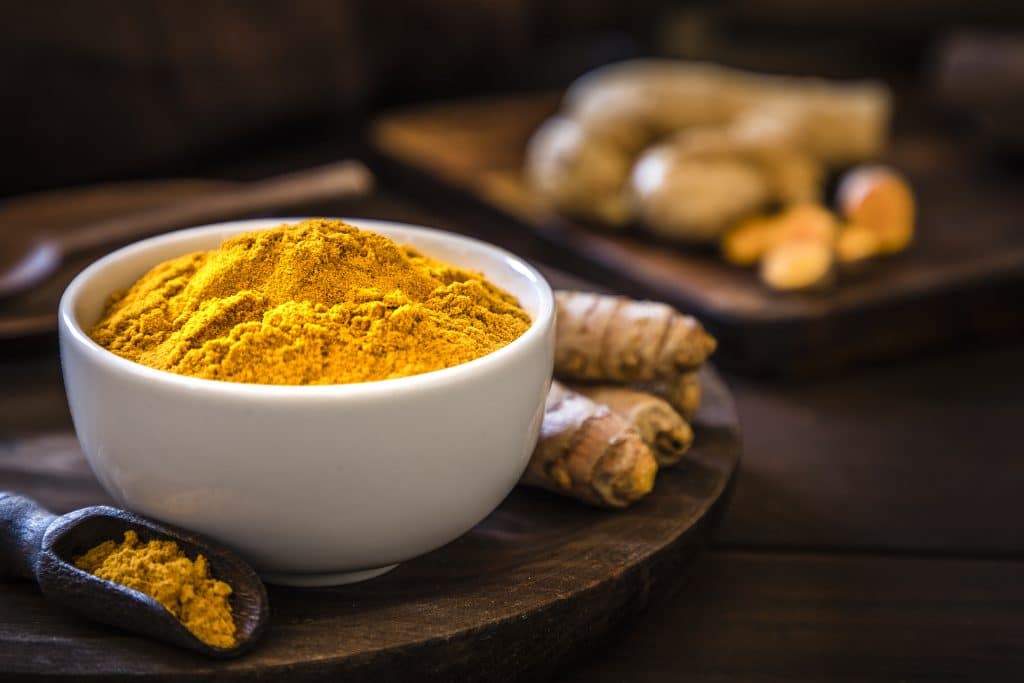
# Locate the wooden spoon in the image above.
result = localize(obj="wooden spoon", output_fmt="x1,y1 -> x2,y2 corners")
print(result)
0,492 -> 269,658
0,159 -> 374,301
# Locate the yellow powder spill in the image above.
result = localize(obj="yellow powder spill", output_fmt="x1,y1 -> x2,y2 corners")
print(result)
90,218 -> 532,384
74,530 -> 236,649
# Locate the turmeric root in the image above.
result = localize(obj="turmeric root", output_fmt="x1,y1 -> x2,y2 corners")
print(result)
630,126 -> 829,242
522,381 -> 658,508
760,240 -> 835,291
529,60 -> 891,233
836,222 -> 884,264
774,203 -> 839,245
722,203 -> 837,267
629,141 -> 770,242
571,385 -> 693,466
554,291 -> 717,383
722,214 -> 780,266
524,115 -> 632,226
634,371 -> 702,421
754,145 -> 824,206
565,61 -> 891,162
836,165 -> 915,254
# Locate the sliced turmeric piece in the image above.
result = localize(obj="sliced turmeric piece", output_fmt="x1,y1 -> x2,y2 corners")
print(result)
721,214 -> 781,266
774,203 -> 839,245
836,223 -> 884,264
760,240 -> 835,291
837,165 -> 915,254
722,203 -> 838,268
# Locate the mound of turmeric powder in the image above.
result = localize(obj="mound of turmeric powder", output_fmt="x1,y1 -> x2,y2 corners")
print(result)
75,530 -> 236,649
90,219 -> 532,384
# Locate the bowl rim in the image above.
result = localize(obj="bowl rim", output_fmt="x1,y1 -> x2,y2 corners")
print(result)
59,217 -> 554,399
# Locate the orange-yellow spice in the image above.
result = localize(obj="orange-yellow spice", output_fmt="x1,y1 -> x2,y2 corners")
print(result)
74,531 -> 236,648
90,219 -> 531,384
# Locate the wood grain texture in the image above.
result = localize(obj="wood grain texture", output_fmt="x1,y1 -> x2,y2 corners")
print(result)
370,93 -> 1024,375
720,340 -> 1024,556
0,368 -> 739,681
555,549 -> 1024,682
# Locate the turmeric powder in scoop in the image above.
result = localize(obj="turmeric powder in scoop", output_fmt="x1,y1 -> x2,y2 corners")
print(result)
90,219 -> 531,384
75,531 -> 236,648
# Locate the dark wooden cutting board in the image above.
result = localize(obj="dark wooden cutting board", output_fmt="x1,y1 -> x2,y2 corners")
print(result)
370,93 -> 1024,376
0,367 -> 739,682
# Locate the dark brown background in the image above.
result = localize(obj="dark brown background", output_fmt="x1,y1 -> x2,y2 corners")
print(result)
5,0 -> 1024,195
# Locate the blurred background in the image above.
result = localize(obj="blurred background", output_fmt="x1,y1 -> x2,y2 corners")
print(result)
4,0 -> 1024,195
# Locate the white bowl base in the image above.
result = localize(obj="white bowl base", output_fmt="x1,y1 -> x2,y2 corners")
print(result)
260,564 -> 398,587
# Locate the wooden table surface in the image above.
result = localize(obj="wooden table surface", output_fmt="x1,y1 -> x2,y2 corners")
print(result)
2,137 -> 1023,680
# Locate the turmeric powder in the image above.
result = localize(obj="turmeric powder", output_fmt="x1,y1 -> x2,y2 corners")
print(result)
90,219 -> 531,384
74,531 -> 236,649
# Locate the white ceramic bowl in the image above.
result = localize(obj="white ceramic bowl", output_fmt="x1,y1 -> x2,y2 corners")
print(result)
59,218 -> 554,586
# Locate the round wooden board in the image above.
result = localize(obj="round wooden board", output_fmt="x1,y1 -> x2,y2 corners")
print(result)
0,367 -> 739,682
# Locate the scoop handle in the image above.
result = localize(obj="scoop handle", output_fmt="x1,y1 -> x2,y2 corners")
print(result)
0,493 -> 56,581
